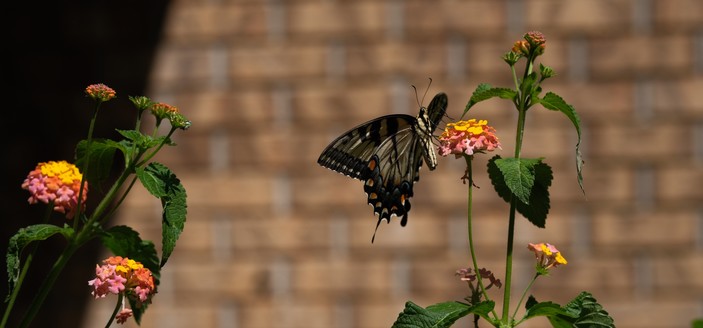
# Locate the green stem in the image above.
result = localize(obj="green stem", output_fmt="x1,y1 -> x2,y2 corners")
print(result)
512,273 -> 539,322
74,104 -> 101,231
501,80 -> 529,326
105,294 -> 124,328
0,203 -> 54,327
464,155 -> 498,322
18,242 -> 79,328
501,200 -> 517,325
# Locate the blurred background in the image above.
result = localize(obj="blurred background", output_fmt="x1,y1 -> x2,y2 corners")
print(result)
3,0 -> 703,327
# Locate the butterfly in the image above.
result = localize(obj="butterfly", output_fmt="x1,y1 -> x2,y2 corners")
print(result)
317,92 -> 448,242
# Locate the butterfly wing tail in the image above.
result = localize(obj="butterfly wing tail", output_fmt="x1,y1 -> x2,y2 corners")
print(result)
364,155 -> 412,242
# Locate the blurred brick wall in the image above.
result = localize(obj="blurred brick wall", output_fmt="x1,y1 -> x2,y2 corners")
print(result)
84,0 -> 703,327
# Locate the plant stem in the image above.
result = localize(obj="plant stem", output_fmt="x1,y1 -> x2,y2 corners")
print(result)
512,273 -> 539,322
501,200 -> 517,325
18,242 -> 79,328
74,104 -> 101,231
0,203 -> 55,327
105,294 -> 124,328
501,84 -> 528,326
464,155 -> 498,322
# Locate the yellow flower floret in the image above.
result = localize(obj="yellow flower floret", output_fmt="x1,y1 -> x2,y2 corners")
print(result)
39,161 -> 83,185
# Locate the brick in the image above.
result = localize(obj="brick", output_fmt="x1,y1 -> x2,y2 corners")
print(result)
592,208 -> 697,249
606,300 -> 701,328
654,0 -> 703,32
287,2 -> 386,40
150,45 -> 213,89
526,0 -> 632,36
404,1 -> 506,39
346,42 -> 447,78
163,2 -> 268,41
652,77 -> 703,116
658,164 -> 703,202
590,35 -> 693,80
229,44 -> 328,81
590,121 -> 691,161
174,89 -> 275,130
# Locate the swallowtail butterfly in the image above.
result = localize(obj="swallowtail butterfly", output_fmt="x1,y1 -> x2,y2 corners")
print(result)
317,92 -> 448,242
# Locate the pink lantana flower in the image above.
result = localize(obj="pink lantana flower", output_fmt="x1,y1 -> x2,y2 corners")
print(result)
115,308 -> 133,324
21,161 -> 88,219
527,242 -> 567,273
438,119 -> 501,157
88,256 -> 157,324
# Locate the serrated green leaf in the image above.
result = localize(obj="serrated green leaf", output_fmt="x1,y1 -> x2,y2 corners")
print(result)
547,292 -> 615,328
392,301 -> 494,328
537,92 -> 585,195
5,224 -> 73,301
100,225 -> 160,275
488,156 -> 552,228
139,162 -> 187,267
463,83 -> 517,116
116,129 -> 164,149
75,139 -> 118,186
136,166 -> 167,198
493,157 -> 541,205
524,301 -> 574,320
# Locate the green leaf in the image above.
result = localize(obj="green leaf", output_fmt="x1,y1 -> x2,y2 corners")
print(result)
537,92 -> 585,194
116,129 -> 167,149
392,301 -> 495,328
463,83 -> 517,116
137,162 -> 187,267
100,225 -> 160,276
524,301 -> 574,321
488,156 -> 552,228
692,319 -> 703,328
100,225 -> 160,324
547,292 -> 615,328
136,166 -> 167,198
493,157 -> 541,205
5,224 -> 73,301
75,139 -> 118,185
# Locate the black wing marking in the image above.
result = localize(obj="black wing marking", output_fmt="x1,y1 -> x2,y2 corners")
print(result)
317,114 -> 416,180
317,92 -> 448,242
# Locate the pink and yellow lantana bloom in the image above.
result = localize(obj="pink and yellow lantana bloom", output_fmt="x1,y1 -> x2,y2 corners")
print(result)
438,119 -> 501,158
527,242 -> 567,272
88,256 -> 156,325
21,160 -> 88,219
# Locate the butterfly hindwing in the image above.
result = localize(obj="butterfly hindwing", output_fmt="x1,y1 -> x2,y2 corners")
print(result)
317,92 -> 448,241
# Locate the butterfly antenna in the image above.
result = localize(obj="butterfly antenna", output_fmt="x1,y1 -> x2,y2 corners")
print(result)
421,77 -> 432,105
411,84 -> 421,108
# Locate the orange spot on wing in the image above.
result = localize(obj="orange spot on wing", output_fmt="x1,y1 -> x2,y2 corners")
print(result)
368,159 -> 377,170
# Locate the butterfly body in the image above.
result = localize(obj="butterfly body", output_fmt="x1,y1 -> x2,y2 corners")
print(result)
317,93 -> 448,241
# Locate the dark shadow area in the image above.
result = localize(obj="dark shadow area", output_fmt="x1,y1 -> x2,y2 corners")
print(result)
2,1 -> 169,326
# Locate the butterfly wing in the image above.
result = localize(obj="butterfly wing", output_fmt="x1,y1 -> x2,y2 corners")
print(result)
317,114 -> 417,180
317,92 -> 448,242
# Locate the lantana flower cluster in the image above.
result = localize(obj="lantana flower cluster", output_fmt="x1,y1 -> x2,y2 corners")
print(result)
527,242 -> 568,272
512,31 -> 546,57
150,102 -> 191,130
85,83 -> 116,102
88,256 -> 156,324
438,119 -> 501,157
21,161 -> 88,219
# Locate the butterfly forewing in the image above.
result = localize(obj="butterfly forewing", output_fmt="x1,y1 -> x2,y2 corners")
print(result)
317,114 -> 416,179
317,92 -> 448,242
